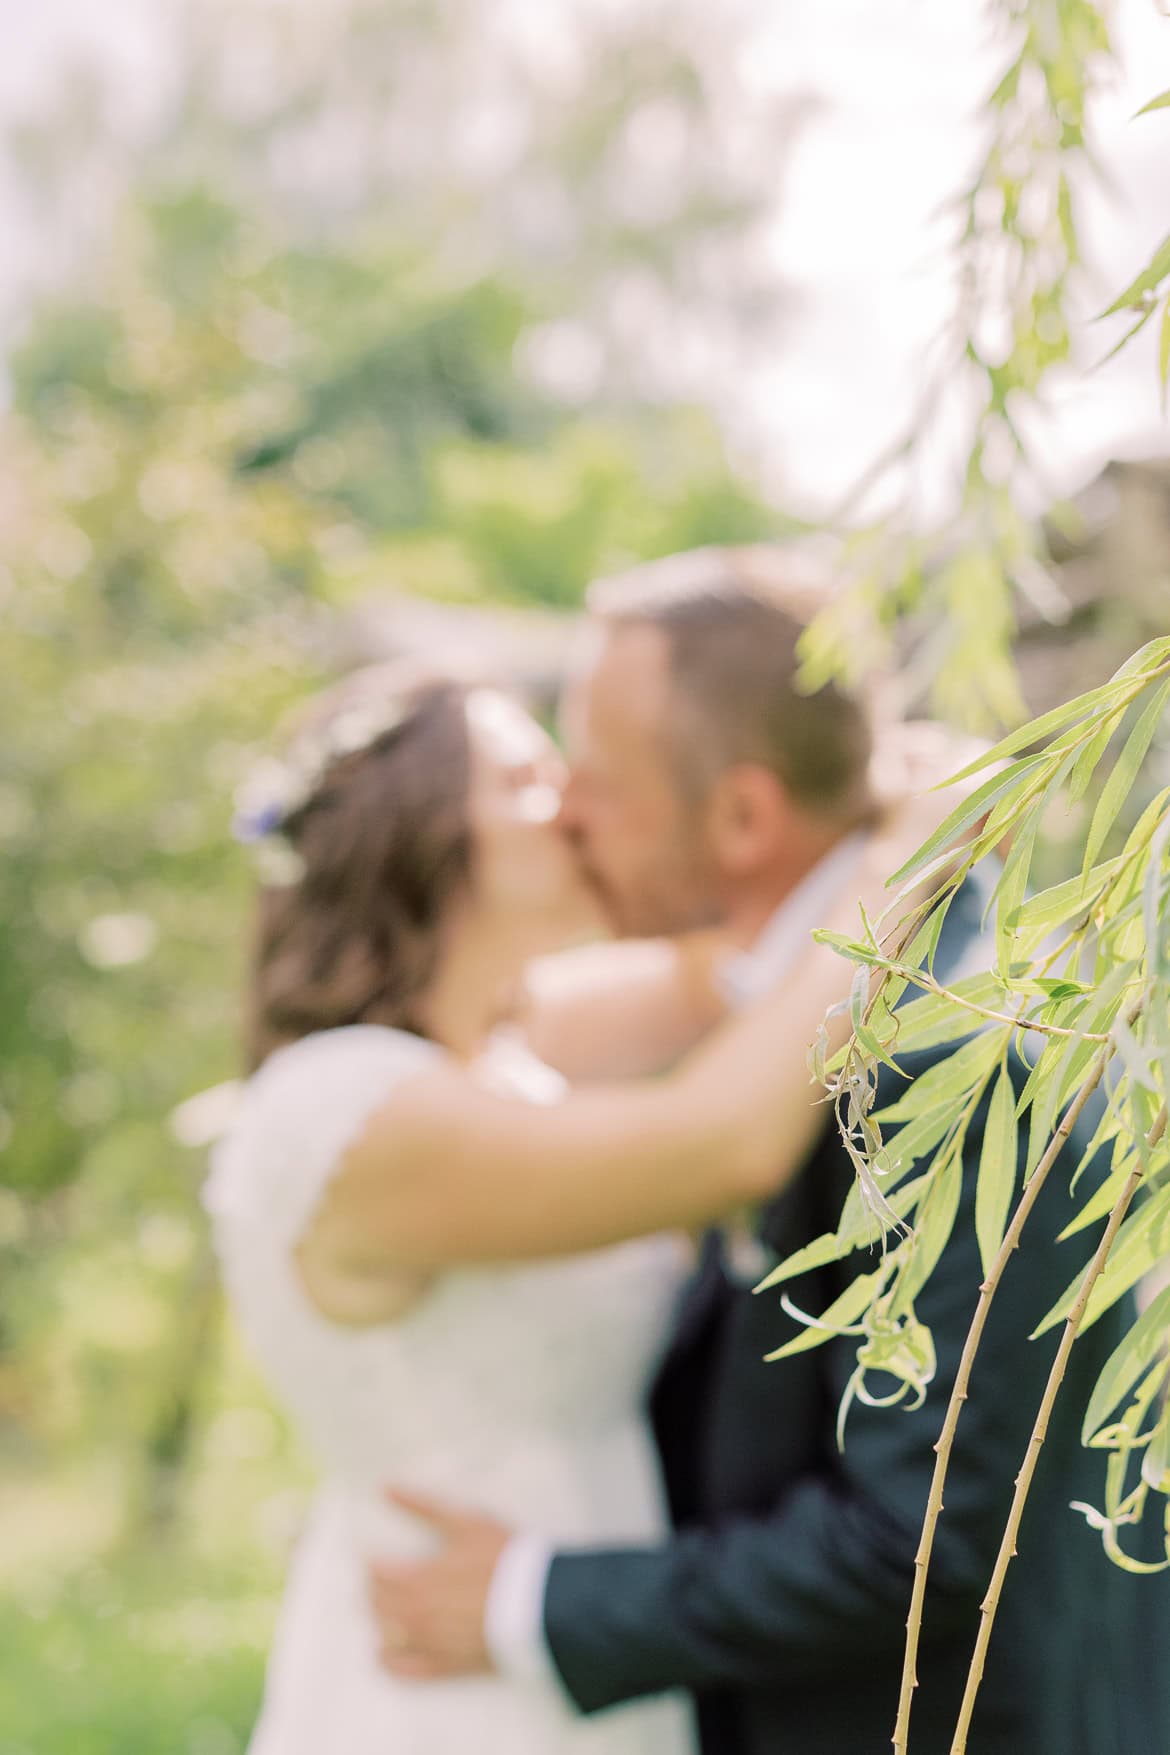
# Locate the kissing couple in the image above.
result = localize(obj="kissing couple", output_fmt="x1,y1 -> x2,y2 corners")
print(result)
206,546 -> 1167,1754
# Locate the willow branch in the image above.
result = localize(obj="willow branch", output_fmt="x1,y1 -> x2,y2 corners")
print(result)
890,993 -> 1144,1754
875,961 -> 1126,1042
947,1099 -> 1168,1754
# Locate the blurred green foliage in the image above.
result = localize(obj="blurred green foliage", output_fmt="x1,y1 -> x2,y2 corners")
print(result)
0,16 -> 789,1727
0,203 -> 776,1419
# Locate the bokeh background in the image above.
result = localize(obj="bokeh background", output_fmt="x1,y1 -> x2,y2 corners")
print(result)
2,3 -> 1169,1750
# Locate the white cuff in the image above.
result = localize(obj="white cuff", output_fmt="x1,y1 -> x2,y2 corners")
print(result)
483,1534 -> 557,1687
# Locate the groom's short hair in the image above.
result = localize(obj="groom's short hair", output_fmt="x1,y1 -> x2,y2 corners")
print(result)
586,543 -> 875,820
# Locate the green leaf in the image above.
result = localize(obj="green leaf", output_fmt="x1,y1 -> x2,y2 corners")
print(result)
1082,1281 -> 1170,1443
1108,637 -> 1170,682
1068,709 -> 1123,800
899,896 -> 952,981
1068,1103 -> 1124,1199
836,1168 -> 932,1250
1025,1027 -> 1084,1180
1111,1012 -> 1161,1095
1013,858 -> 1124,953
894,1148 -> 964,1311
891,973 -> 1009,1053
1059,1151 -> 1139,1241
876,1029 -> 1003,1125
941,665 -> 1169,786
1013,1023 -> 1058,1116
1034,1183 -> 1170,1337
976,1063 -> 1019,1275
1083,678 -> 1170,872
869,1102 -> 961,1182
1141,1407 -> 1170,1493
813,929 -> 887,968
849,956 -> 904,1073
1135,88 -> 1170,117
887,757 -> 1050,887
1121,784 -> 1170,860
758,1167 -> 935,1298
1095,302 -> 1158,370
1098,230 -> 1170,319
994,805 -> 1040,973
1141,813 -> 1170,983
765,1264 -> 889,1361
754,1228 -> 852,1294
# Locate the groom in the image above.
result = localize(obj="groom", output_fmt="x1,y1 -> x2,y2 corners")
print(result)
370,547 -> 1170,1753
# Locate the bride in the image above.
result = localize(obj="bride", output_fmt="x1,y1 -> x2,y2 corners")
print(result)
205,663 -> 941,1755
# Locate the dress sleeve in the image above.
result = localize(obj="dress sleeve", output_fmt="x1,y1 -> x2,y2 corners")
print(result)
203,1025 -> 441,1260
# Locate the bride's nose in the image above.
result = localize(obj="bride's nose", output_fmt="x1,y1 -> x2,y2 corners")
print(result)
516,781 -> 561,824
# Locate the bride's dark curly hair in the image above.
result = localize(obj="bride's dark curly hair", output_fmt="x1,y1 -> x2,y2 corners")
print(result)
244,668 -> 474,1069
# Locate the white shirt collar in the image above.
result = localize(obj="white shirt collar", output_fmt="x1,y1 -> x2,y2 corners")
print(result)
717,831 -> 868,1008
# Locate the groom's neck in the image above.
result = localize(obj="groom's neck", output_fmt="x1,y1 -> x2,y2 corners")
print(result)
720,816 -> 858,948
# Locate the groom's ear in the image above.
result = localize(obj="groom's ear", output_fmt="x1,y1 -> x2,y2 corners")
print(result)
706,763 -> 790,875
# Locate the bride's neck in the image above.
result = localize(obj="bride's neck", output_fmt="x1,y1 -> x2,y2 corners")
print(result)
412,912 -> 525,1062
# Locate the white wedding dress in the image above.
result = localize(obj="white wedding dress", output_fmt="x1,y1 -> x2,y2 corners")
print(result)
205,1023 -> 697,1755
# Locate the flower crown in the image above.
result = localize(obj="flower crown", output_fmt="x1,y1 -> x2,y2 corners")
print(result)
231,696 -> 409,885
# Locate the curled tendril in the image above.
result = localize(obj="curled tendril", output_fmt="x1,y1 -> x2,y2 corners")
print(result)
1076,1361 -> 1170,1574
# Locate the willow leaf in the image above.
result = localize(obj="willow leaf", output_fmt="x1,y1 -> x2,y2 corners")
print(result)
1122,784 -> 1170,860
836,1168 -> 932,1250
1141,1407 -> 1170,1493
1034,1184 -> 1170,1337
754,1229 -> 853,1294
1111,1013 -> 1161,1095
1141,814 -> 1170,983
876,1029 -> 1003,1124
1069,709 -> 1124,801
887,758 -> 1049,886
893,1148 -> 964,1312
891,973 -> 1009,1053
941,667 -> 1169,786
1083,678 -> 1170,873
814,929 -> 887,968
976,1062 -> 1019,1276
995,806 -> 1040,973
1012,858 -> 1124,953
1082,1282 -> 1170,1443
1099,232 -> 1170,317
870,1102 -> 962,1183
1059,1151 -> 1139,1241
1096,303 -> 1158,369
1027,1026 -> 1087,1180
766,1265 -> 889,1361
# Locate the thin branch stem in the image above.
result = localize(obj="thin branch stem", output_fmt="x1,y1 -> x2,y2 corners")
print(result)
890,994 -> 1144,1754
875,959 -> 1128,1042
947,1099 -> 1168,1754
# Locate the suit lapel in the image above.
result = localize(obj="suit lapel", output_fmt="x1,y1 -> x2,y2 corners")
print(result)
652,875 -> 990,1434
661,1228 -> 728,1363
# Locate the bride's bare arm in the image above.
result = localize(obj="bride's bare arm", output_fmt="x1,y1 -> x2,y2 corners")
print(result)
301,821 -> 923,1274
518,931 -> 732,1083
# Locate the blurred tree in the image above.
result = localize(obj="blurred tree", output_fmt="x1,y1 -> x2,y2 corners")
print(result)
0,0 -> 794,1518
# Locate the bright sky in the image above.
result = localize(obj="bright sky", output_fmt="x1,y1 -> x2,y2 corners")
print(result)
740,0 -> 1170,516
3,0 -> 1169,516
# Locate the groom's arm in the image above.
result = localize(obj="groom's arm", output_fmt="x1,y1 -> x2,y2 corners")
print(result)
542,1075 -> 1090,1710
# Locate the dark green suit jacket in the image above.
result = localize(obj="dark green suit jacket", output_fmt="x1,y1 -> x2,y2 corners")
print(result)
544,876 -> 1170,1754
